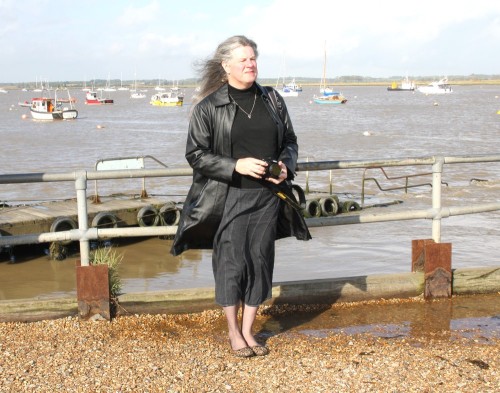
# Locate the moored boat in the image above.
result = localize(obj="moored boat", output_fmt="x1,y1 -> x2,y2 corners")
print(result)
285,78 -> 302,92
277,86 -> 299,97
150,89 -> 184,107
387,76 -> 416,91
130,92 -> 146,99
417,78 -> 453,94
85,91 -> 114,105
314,42 -> 347,104
313,93 -> 347,104
29,89 -> 78,120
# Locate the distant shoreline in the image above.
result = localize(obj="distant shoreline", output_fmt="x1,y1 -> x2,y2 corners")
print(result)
1,79 -> 500,90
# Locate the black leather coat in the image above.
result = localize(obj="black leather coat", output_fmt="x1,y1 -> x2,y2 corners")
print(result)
170,83 -> 310,256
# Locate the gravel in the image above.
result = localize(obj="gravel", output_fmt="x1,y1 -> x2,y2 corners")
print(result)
0,303 -> 498,392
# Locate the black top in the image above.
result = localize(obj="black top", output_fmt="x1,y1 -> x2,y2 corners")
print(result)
228,84 -> 278,188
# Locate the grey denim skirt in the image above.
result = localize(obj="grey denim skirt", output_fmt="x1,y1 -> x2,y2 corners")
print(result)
212,186 -> 279,307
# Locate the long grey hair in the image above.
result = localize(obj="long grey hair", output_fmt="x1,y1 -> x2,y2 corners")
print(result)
192,35 -> 258,110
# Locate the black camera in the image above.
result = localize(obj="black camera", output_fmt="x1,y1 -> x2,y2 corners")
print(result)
262,158 -> 282,178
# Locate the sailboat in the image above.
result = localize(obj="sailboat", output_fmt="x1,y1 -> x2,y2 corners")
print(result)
103,73 -> 116,92
275,55 -> 299,97
130,72 -> 146,99
118,73 -> 129,91
314,42 -> 347,104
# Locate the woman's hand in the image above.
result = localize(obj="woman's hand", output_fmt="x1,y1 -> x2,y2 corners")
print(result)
235,157 -> 267,178
266,161 -> 287,184
235,158 -> 287,183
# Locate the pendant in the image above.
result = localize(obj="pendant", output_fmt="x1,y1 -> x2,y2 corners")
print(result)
247,114 -> 251,119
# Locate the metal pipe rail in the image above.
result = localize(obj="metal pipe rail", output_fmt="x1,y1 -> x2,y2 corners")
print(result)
1,154 -> 499,267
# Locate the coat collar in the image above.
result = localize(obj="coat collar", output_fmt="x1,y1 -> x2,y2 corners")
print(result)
212,82 -> 269,107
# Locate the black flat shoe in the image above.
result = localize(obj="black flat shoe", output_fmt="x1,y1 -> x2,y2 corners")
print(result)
251,345 -> 269,356
232,346 -> 255,358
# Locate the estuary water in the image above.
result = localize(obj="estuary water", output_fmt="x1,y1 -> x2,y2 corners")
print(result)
0,85 -> 499,300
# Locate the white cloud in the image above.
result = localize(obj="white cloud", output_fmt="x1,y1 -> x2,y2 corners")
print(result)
1,0 -> 500,82
116,1 -> 161,26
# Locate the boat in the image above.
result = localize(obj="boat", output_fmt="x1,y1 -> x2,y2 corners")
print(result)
313,93 -> 347,104
85,90 -> 114,105
285,78 -> 302,92
417,78 -> 453,94
276,79 -> 300,98
0,88 -> 7,94
277,86 -> 299,98
117,73 -> 129,91
387,75 -> 415,91
154,77 -> 166,91
150,89 -> 184,107
29,89 -> 78,120
130,91 -> 146,99
130,73 -> 146,99
275,56 -> 300,97
103,73 -> 116,92
314,42 -> 347,104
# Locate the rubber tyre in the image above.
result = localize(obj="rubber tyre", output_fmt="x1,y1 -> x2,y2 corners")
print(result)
159,203 -> 180,226
91,212 -> 118,229
137,205 -> 160,227
49,216 -> 78,245
303,199 -> 322,218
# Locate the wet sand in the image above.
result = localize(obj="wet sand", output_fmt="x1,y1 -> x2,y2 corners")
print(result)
1,296 -> 498,392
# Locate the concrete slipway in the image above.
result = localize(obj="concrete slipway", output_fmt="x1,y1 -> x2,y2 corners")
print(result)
0,267 -> 498,322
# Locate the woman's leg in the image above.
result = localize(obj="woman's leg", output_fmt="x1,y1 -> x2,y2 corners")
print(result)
223,304 -> 248,350
240,304 -> 260,347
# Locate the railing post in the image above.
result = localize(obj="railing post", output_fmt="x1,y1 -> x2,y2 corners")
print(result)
75,171 -> 90,266
431,157 -> 444,243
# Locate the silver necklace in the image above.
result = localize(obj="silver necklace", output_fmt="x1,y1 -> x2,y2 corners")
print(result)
230,92 -> 257,119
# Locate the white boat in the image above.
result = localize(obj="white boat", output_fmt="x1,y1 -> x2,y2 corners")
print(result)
130,73 -> 146,99
154,77 -> 166,91
130,91 -> 146,99
29,89 -> 78,120
275,55 -> 301,97
417,78 -> 453,94
103,73 -> 116,92
285,78 -> 302,92
276,78 -> 300,97
277,86 -> 299,98
117,73 -> 129,91
0,88 -> 7,94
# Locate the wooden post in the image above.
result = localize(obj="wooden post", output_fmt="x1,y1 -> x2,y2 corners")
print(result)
412,239 -> 452,299
76,262 -> 110,320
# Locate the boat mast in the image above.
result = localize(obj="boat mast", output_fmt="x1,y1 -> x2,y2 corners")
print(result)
321,41 -> 327,91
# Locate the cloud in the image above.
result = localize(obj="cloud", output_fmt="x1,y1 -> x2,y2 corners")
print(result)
116,1 -> 161,26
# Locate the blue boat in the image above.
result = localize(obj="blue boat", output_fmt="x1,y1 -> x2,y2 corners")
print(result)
313,93 -> 347,104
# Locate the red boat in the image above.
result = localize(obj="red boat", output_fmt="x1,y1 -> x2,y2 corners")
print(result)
85,91 -> 114,105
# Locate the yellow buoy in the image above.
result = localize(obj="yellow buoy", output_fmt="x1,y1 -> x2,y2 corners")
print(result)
497,110 -> 500,115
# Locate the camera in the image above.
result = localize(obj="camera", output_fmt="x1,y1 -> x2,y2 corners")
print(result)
262,158 -> 282,178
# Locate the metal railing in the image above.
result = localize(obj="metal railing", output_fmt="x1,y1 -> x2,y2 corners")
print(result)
1,154 -> 499,267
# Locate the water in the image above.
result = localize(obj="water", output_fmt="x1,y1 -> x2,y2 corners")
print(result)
0,86 -> 499,300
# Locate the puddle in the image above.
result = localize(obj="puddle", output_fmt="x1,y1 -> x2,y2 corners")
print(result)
254,294 -> 500,344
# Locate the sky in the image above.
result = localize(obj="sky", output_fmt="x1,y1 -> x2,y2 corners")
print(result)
1,0 -> 500,84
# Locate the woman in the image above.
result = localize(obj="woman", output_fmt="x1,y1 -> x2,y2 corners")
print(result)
171,35 -> 310,358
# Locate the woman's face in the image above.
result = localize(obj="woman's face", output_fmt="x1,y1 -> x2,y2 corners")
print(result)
223,45 -> 258,89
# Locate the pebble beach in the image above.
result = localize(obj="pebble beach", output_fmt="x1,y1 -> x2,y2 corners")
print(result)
1,300 -> 498,392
